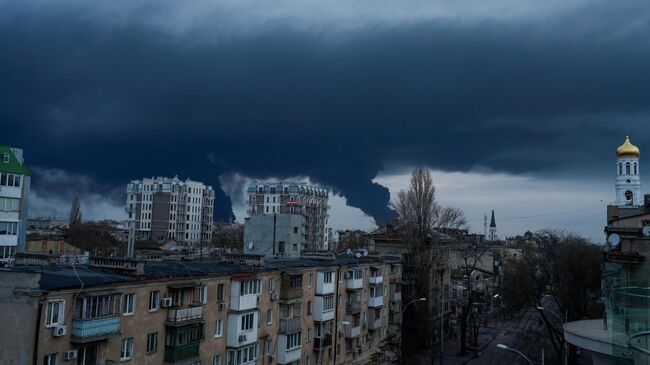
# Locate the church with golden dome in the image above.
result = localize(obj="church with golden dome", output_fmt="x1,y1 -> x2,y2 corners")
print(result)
615,136 -> 642,206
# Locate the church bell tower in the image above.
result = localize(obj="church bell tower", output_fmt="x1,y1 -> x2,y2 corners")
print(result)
615,136 -> 642,206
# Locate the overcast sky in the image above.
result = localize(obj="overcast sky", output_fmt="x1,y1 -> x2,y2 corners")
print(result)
4,0 -> 650,242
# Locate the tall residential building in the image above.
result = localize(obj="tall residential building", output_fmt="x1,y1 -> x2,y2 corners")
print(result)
246,182 -> 329,251
126,176 -> 214,247
0,145 -> 30,263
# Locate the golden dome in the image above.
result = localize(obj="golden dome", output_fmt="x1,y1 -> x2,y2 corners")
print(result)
616,136 -> 640,158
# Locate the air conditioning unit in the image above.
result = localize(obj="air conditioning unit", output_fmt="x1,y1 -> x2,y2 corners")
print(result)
64,350 -> 78,360
52,325 -> 67,337
238,334 -> 248,342
270,293 -> 279,301
267,355 -> 274,363
161,298 -> 173,307
217,302 -> 227,311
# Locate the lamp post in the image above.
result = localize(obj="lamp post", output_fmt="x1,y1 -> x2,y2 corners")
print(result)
536,306 -> 567,365
401,297 -> 427,323
496,344 -> 534,365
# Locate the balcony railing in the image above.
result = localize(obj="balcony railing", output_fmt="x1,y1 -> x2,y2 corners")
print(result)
164,343 -> 200,363
279,317 -> 302,334
71,315 -> 120,342
368,296 -> 383,308
347,278 -> 363,290
313,334 -> 333,350
346,302 -> 361,314
369,276 -> 384,285
280,287 -> 303,301
390,291 -> 402,302
167,305 -> 203,325
344,325 -> 361,338
368,318 -> 382,331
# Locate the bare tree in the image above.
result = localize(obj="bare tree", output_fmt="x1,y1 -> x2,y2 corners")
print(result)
390,167 -> 467,363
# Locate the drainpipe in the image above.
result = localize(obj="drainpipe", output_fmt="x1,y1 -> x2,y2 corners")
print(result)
333,264 -> 341,365
32,294 -> 44,365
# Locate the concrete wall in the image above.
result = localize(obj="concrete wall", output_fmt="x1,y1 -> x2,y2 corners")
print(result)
0,271 -> 41,365
244,214 -> 304,258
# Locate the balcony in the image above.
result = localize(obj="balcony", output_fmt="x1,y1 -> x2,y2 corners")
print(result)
313,334 -> 333,350
314,296 -> 335,322
279,287 -> 303,301
279,317 -> 302,334
368,318 -> 382,331
167,305 -> 203,325
347,277 -> 363,290
369,276 -> 383,285
390,291 -> 402,302
164,343 -> 200,363
227,312 -> 258,347
368,296 -> 383,308
344,325 -> 361,338
71,315 -> 120,343
277,345 -> 302,364
230,294 -> 259,311
346,302 -> 361,314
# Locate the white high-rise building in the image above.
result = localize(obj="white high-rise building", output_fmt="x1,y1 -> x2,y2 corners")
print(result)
615,136 -> 642,206
0,145 -> 30,263
246,181 -> 329,251
126,176 -> 214,247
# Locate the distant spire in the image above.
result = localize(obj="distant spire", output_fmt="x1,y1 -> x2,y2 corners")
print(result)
490,210 -> 496,227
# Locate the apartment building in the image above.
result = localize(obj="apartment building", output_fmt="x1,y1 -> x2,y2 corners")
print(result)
126,176 -> 215,247
245,182 -> 329,252
0,145 -> 30,263
1,254 -> 402,365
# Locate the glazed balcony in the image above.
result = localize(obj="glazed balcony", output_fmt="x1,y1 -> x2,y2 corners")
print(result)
71,315 -> 120,343
279,317 -> 302,334
167,304 -> 203,325
164,343 -> 200,363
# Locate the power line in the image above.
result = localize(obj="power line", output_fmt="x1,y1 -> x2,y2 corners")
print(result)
467,204 -> 605,223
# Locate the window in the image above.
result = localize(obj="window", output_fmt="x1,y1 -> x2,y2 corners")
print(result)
241,313 -> 255,331
336,344 -> 341,356
266,339 -> 273,355
269,279 -> 275,292
45,300 -> 64,327
337,295 -> 342,306
227,344 -> 258,365
0,221 -> 18,235
214,355 -> 222,365
43,353 -> 58,365
290,276 -> 302,288
266,309 -> 273,325
240,280 -> 261,295
308,274 -> 313,288
214,319 -> 224,337
293,227 -> 298,234
323,272 -> 333,283
149,291 -> 160,311
307,328 -> 312,343
307,301 -> 312,315
2,153 -> 8,163
307,355 -> 311,365
286,332 -> 302,350
120,338 -> 134,360
627,162 -> 631,174
123,293 -> 135,315
146,333 -> 158,353
217,284 -> 225,302
0,197 -> 20,212
199,286 -> 208,304
635,163 -> 638,175
323,295 -> 334,311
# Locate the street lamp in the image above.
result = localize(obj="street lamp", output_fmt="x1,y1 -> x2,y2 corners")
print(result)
496,344 -> 534,365
401,297 -> 427,321
536,306 -> 567,365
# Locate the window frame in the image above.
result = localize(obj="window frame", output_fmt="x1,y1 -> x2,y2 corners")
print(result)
45,300 -> 64,327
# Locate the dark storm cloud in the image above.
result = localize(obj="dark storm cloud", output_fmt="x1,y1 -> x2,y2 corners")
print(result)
3,0 -> 650,223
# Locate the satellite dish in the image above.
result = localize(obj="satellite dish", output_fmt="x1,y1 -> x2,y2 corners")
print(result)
247,241 -> 254,250
644,227 -> 650,237
346,249 -> 353,256
608,233 -> 621,245
361,249 -> 368,257
356,253 -> 362,259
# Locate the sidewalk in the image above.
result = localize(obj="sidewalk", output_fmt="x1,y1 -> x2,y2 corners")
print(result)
442,325 -> 500,365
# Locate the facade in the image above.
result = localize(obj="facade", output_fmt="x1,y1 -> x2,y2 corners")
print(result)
0,145 -> 30,263
126,176 -> 215,247
246,182 -> 329,251
1,254 -> 400,365
244,214 -> 304,258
